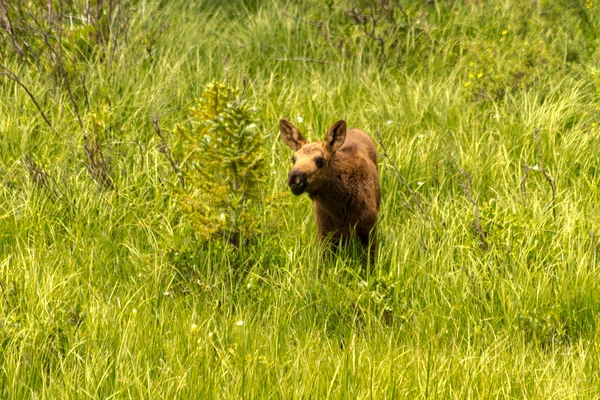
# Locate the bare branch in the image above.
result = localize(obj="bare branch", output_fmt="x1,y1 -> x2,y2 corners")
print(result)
152,115 -> 185,187
345,2 -> 386,61
22,5 -> 84,128
23,155 -> 58,202
0,64 -> 59,136
275,57 -> 330,64
520,164 -> 530,206
22,154 -> 75,209
84,134 -> 115,190
0,0 -> 24,56
280,10 -> 325,28
280,9 -> 329,43
375,128 -> 436,230
239,74 -> 248,101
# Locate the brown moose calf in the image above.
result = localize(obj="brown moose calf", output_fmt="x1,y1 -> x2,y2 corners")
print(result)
279,119 -> 380,255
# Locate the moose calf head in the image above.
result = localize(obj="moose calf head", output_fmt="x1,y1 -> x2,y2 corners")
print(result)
279,119 -> 347,196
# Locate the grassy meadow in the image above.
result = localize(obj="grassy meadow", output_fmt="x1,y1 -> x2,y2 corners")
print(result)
2,0 -> 600,397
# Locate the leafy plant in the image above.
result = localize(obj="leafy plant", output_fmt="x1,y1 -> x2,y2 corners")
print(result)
172,81 -> 266,246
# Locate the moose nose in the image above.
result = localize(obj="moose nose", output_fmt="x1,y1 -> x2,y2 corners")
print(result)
288,170 -> 307,193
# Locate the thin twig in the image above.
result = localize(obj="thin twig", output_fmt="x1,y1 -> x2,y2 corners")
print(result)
520,164 -> 530,206
84,134 -> 114,190
396,2 -> 410,26
239,74 -> 248,102
280,10 -> 325,28
458,169 -> 488,251
0,0 -> 24,56
22,155 -> 75,209
375,128 -> 436,229
275,57 -> 330,64
23,155 -> 58,202
25,6 -> 84,128
81,72 -> 90,109
345,2 -> 386,61
279,10 -> 330,43
0,64 -> 59,136
223,55 -> 229,89
152,115 -> 185,187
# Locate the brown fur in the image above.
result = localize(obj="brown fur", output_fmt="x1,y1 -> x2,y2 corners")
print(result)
280,119 -> 381,253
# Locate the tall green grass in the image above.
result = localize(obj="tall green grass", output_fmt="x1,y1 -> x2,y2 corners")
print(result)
2,0 -> 600,397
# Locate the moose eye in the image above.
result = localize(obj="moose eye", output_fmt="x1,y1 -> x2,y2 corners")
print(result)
315,157 -> 324,168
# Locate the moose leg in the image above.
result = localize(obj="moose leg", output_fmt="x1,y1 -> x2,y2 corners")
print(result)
357,205 -> 378,264
314,203 -> 340,260
358,229 -> 376,265
319,234 -> 339,264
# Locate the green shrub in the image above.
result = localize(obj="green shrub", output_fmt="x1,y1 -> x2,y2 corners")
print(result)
172,81 -> 266,246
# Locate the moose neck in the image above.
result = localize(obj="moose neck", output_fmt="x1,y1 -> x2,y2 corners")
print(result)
308,159 -> 354,209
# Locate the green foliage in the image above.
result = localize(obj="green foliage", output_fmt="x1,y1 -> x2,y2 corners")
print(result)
2,1 -> 132,68
3,0 -> 600,397
295,0 -> 417,65
462,1 -> 600,101
172,81 -> 265,244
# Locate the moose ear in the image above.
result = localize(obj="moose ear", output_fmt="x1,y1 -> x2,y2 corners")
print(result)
280,119 -> 307,150
325,120 -> 347,152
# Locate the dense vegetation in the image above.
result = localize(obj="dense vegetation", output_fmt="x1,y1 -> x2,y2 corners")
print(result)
1,0 -> 600,397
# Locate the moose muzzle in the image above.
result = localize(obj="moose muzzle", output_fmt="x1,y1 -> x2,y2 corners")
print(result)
288,170 -> 307,195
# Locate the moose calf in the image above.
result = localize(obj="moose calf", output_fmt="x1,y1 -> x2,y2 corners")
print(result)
280,119 -> 380,255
